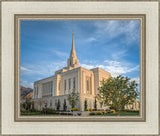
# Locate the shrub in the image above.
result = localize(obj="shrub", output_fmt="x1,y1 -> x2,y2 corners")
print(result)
21,110 -> 28,113
101,111 -> 106,115
85,108 -> 93,111
29,109 -> 36,112
110,109 -> 116,114
70,108 -> 79,111
124,109 -> 139,112
97,109 -> 104,111
89,112 -> 95,115
96,111 -> 102,115
41,108 -> 55,114
89,111 -> 106,115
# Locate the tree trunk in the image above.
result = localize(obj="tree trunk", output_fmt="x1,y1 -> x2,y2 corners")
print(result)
117,107 -> 120,116
117,111 -> 120,116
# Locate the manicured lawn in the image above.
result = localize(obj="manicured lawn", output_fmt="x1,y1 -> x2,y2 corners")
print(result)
21,112 -> 56,116
21,111 -> 139,116
105,111 -> 139,116
21,112 -> 72,116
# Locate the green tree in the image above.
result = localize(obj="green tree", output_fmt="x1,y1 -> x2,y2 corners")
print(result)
57,99 -> 61,110
63,99 -> 67,111
67,89 -> 79,108
97,75 -> 138,116
94,97 -> 97,109
31,101 -> 34,110
23,99 -> 31,111
84,99 -> 88,111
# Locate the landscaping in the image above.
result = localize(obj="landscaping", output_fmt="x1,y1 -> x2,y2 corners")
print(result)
21,108 -> 139,116
21,109 -> 73,116
89,110 -> 139,116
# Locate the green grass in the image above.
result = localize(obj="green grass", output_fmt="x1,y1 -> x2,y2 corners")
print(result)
21,112 -> 72,116
105,111 -> 139,116
21,111 -> 139,116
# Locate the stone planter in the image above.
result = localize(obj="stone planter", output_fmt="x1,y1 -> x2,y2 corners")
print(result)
72,111 -> 81,116
81,111 -> 90,117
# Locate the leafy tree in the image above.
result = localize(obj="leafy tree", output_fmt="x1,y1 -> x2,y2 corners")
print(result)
67,89 -> 79,108
97,75 -> 138,115
31,101 -> 34,110
94,97 -> 97,109
23,99 -> 31,110
84,99 -> 88,111
56,99 -> 61,110
63,99 -> 67,111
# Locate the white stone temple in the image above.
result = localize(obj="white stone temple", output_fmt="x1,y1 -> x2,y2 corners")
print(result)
32,31 -> 111,111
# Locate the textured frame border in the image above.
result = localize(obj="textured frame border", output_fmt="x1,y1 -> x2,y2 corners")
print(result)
0,0 -> 159,136
14,14 -> 146,122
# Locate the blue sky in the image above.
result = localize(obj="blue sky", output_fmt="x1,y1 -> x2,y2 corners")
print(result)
20,20 -> 140,89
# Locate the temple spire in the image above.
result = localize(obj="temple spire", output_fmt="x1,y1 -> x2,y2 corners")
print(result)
70,30 -> 77,58
67,30 -> 79,68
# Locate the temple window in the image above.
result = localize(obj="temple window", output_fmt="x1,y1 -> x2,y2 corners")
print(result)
59,81 -> 60,90
73,77 -> 76,89
87,79 -> 89,91
69,79 -> 71,90
42,81 -> 53,97
64,80 -> 66,91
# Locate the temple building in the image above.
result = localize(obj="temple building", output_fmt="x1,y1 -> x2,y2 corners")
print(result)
32,31 -> 139,111
32,31 -> 111,111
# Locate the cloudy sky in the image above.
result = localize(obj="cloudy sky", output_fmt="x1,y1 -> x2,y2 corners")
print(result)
20,20 -> 140,88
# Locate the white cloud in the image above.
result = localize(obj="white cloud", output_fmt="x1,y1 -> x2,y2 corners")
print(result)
104,60 -> 139,76
80,60 -> 139,77
86,37 -> 96,42
21,61 -> 66,77
53,50 -> 68,58
111,50 -> 127,60
94,20 -> 139,45
21,66 -> 33,75
80,64 -> 95,69
21,80 -> 33,88
21,66 -> 31,72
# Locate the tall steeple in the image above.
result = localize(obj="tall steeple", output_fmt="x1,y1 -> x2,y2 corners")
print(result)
67,31 -> 79,68
70,31 -> 77,58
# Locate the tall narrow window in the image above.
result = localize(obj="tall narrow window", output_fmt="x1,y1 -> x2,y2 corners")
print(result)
70,61 -> 71,66
87,79 -> 89,91
69,79 -> 71,90
51,82 -> 53,95
73,77 -> 75,89
64,80 -> 66,91
59,81 -> 61,90
37,87 -> 38,97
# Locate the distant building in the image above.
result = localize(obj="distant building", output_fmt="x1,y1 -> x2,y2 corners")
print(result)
32,31 -> 111,111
